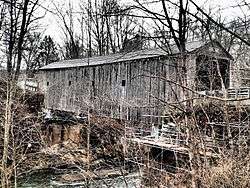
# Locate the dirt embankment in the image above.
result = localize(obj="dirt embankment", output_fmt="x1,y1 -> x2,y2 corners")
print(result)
0,82 -> 128,182
17,109 -> 129,182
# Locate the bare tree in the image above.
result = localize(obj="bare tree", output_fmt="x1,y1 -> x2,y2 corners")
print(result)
79,0 -> 138,56
0,0 -> 43,187
53,1 -> 82,59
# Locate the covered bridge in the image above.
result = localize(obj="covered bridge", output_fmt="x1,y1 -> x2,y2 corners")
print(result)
40,40 -> 233,124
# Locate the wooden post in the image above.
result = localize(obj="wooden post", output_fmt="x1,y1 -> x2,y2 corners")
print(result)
87,109 -> 91,171
68,125 -> 81,145
52,124 -> 62,145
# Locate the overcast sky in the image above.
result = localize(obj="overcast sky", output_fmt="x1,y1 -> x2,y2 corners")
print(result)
38,0 -> 250,43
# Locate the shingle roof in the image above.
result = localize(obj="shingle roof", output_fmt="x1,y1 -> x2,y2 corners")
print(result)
40,40 -> 205,70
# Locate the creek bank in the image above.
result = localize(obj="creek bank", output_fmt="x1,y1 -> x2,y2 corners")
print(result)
17,143 -> 138,187
18,169 -> 140,188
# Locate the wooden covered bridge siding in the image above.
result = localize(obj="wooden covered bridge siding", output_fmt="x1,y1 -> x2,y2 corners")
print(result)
42,55 -> 196,124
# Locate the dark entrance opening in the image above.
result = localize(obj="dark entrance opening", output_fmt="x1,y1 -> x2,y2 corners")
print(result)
196,55 -> 230,91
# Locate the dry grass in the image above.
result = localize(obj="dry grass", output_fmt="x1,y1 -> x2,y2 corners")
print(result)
199,153 -> 250,188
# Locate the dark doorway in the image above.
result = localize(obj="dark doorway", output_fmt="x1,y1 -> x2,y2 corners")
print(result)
196,55 -> 230,91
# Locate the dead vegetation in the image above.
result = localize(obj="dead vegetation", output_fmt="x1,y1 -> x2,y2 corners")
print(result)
123,99 -> 250,187
0,81 -> 45,153
1,78 -> 249,187
199,152 -> 250,188
86,116 -> 125,159
15,113 -> 129,185
0,79 -> 126,180
139,151 -> 250,187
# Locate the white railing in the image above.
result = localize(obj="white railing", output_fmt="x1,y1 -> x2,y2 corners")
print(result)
227,87 -> 250,99
124,125 -> 233,154
197,88 -> 250,100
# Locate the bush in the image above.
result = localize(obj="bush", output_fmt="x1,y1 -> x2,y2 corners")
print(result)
200,153 -> 250,188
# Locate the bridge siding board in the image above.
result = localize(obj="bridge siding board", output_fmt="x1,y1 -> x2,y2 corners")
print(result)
42,50 -> 232,123
43,57 -> 193,121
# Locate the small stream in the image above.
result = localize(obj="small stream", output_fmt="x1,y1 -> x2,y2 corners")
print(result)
18,171 -> 141,188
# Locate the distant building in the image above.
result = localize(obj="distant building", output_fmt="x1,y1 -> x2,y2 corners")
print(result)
16,71 -> 39,92
17,77 -> 38,92
40,40 -> 238,123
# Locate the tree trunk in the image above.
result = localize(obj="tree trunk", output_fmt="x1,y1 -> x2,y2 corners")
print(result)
1,82 -> 13,188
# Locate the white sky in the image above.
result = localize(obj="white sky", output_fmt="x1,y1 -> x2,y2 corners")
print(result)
38,0 -> 250,43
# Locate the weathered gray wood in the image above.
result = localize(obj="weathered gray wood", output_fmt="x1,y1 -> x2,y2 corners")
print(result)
41,46 -> 231,125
